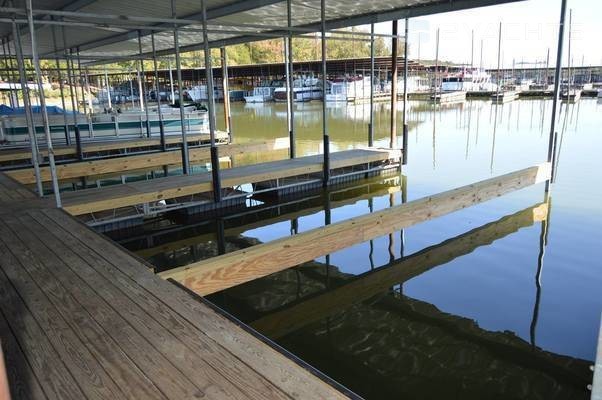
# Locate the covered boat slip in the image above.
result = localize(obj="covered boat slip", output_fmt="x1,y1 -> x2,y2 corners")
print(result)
60,148 -> 401,216
0,173 -> 352,400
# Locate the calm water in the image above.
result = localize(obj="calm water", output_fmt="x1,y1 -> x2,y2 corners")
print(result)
118,98 -> 602,399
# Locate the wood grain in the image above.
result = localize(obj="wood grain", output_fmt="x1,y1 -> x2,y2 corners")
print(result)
160,163 -> 551,296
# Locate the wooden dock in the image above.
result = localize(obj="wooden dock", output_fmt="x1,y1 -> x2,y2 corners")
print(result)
6,137 -> 290,185
161,163 -> 551,296
60,148 -> 400,216
0,173 -> 352,399
0,131 -> 229,165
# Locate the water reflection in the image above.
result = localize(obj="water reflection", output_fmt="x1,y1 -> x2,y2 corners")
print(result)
110,97 -> 600,399
206,196 -> 591,399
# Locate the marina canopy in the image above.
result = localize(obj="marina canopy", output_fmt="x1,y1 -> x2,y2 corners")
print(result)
0,0 -> 524,64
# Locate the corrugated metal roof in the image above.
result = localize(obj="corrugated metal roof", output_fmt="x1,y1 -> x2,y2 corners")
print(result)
0,0 -> 524,63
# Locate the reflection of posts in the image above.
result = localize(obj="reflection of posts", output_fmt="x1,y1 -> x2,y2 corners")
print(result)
252,201 -> 550,339
530,193 -> 552,347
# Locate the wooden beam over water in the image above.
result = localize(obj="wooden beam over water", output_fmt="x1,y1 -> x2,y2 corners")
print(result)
160,163 -> 551,295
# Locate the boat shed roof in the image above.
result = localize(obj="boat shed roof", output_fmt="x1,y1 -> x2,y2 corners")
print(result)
0,0 -> 524,64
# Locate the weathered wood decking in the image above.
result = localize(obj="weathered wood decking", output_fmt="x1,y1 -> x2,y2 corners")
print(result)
0,173 -> 352,400
60,148 -> 400,216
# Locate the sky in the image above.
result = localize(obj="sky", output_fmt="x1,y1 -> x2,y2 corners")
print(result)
371,0 -> 601,69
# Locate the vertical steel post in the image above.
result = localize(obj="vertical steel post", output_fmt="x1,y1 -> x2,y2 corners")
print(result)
220,47 -> 231,138
390,20 -> 399,149
1,39 -> 16,108
547,0 -> 567,189
104,67 -> 112,109
138,31 -> 151,137
26,0 -> 61,207
286,0 -> 295,158
168,59 -> 175,105
63,27 -> 82,159
320,0 -> 329,187
172,0 -> 190,174
402,18 -> 409,164
12,20 -> 43,196
369,23 -> 374,147
50,24 -> 70,145
496,22 -> 502,98
76,48 -> 87,115
151,32 -> 165,151
4,38 -> 19,108
201,0 -> 222,202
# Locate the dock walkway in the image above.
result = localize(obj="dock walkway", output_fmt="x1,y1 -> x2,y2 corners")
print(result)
0,173 -> 351,399
61,148 -> 399,216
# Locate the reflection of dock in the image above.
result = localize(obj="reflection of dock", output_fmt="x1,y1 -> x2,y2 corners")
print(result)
0,173 -> 349,399
127,177 -> 401,261
251,202 -> 550,338
430,91 -> 467,104
491,91 -> 519,104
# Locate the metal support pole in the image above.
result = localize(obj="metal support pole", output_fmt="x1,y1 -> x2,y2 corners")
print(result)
26,0 -> 61,207
201,0 -> 222,202
50,24 -> 70,145
63,27 -> 82,160
12,20 -> 43,196
172,0 -> 190,174
151,32 -> 165,151
286,0 -> 295,158
138,30 -> 151,137
369,23 -> 374,147
320,0 -> 329,187
2,39 -> 17,108
4,38 -> 19,108
220,47 -> 231,138
402,18 -> 409,164
76,48 -> 87,115
547,0 -> 567,189
104,67 -> 112,109
496,23 -> 502,98
168,59 -> 175,105
390,20 -> 399,149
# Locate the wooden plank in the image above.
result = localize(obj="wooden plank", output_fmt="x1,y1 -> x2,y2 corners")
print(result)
43,208 -> 351,400
23,210 -> 290,400
61,149 -> 396,216
0,242 -> 87,400
251,202 -> 549,338
0,216 -> 172,400
160,163 -> 551,296
0,311 -> 47,400
7,138 -> 289,184
0,223 -> 130,400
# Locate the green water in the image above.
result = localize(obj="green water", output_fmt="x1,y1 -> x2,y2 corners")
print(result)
119,98 -> 602,399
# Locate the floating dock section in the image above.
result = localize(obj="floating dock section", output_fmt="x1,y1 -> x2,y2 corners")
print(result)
491,91 -> 519,104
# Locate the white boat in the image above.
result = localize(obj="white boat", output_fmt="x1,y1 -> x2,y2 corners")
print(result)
326,76 -> 372,103
441,68 -> 496,92
186,85 -> 224,102
244,86 -> 277,103
273,76 -> 324,102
